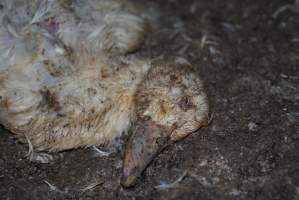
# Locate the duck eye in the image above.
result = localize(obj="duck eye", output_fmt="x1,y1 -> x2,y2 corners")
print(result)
178,96 -> 194,111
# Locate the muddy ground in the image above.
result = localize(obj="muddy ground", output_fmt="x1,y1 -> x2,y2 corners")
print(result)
1,0 -> 299,199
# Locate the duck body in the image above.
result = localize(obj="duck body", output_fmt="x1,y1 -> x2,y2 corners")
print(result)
0,0 -> 209,187
0,0 -> 150,151
1,54 -> 149,151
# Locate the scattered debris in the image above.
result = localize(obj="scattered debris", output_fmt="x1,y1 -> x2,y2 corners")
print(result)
280,73 -> 289,79
155,170 -> 221,190
30,153 -> 54,164
221,22 -> 242,33
200,35 -> 219,49
294,186 -> 299,199
79,182 -> 103,192
189,3 -> 198,14
199,159 -> 208,167
115,160 -> 123,169
208,112 -> 215,125
154,171 -> 187,190
188,172 -> 214,187
174,57 -> 191,66
229,188 -> 242,197
44,180 -> 66,194
273,0 -> 299,18
287,112 -> 299,123
270,79 -> 299,103
91,146 -> 111,157
44,180 -> 103,194
292,38 -> 299,43
248,122 -> 258,131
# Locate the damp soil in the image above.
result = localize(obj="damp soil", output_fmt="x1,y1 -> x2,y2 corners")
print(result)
1,0 -> 299,199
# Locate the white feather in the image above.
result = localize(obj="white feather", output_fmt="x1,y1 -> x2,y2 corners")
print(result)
31,0 -> 51,24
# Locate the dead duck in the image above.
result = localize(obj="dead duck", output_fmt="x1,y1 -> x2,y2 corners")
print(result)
0,0 -> 209,187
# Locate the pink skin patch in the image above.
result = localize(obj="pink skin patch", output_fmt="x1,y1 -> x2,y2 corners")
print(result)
43,17 -> 59,34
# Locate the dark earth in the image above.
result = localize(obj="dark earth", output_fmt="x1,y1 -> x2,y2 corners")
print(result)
1,0 -> 299,199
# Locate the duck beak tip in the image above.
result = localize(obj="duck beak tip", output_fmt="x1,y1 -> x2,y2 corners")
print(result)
120,119 -> 172,187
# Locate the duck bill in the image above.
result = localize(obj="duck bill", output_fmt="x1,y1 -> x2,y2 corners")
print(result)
120,119 -> 173,187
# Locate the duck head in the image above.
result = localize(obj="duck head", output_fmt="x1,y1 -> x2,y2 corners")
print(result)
121,60 -> 209,187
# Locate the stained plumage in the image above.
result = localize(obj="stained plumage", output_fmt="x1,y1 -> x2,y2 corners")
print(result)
0,0 -> 209,187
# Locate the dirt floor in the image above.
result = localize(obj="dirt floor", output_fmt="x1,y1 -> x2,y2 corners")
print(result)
1,0 -> 299,199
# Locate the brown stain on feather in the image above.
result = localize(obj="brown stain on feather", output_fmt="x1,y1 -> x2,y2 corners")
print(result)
40,90 -> 61,112
159,100 -> 168,116
43,60 -> 64,77
0,97 -> 11,109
